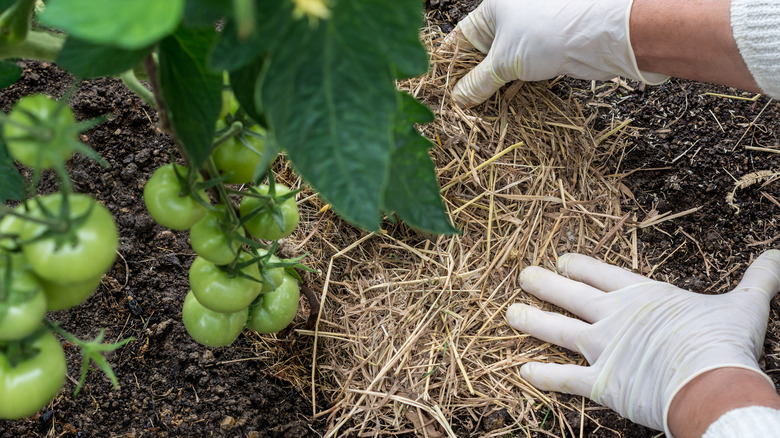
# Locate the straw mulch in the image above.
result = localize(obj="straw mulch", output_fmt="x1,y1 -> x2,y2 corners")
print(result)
257,28 -> 673,437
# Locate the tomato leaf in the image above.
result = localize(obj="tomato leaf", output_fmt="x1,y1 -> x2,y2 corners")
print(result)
0,0 -> 15,12
0,136 -> 24,202
384,93 -> 457,235
0,61 -> 20,88
210,19 -> 267,72
38,0 -> 184,49
253,0 -> 430,230
56,37 -> 153,78
183,0 -> 230,28
158,26 -> 223,170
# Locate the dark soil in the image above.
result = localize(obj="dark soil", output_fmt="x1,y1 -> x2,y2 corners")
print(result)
2,3 -> 780,437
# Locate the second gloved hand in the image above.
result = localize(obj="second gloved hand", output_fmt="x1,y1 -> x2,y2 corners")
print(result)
507,251 -> 780,435
445,0 -> 669,107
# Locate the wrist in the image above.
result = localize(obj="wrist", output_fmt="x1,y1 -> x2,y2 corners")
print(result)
629,0 -> 759,92
668,367 -> 780,438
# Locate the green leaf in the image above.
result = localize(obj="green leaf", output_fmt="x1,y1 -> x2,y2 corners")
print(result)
210,19 -> 266,71
0,135 -> 25,203
228,57 -> 266,125
183,0 -> 230,28
158,26 -> 223,169
384,93 -> 456,235
38,0 -> 184,49
255,0 -> 430,230
57,37 -> 153,78
0,61 -> 20,87
0,0 -> 15,12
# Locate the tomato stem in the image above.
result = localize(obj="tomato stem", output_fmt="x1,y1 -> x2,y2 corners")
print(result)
212,120 -> 244,149
0,30 -> 64,62
119,70 -> 156,109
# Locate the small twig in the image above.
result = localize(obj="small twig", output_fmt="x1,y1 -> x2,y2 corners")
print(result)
300,283 -> 320,331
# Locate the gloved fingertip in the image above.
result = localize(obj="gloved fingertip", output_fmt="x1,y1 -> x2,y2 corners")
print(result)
505,302 -> 528,329
517,265 -> 546,290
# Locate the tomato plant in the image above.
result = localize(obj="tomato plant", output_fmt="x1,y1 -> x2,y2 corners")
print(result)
182,290 -> 248,348
143,163 -> 208,230
247,273 -> 300,333
240,183 -> 300,241
0,0 -> 462,421
189,253 -> 262,314
20,193 -> 118,285
0,330 -> 67,420
189,207 -> 244,266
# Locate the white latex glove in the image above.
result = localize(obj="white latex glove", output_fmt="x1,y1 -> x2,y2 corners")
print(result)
506,250 -> 780,436
444,0 -> 670,107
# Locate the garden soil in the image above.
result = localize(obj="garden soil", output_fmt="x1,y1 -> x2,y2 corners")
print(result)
1,2 -> 780,437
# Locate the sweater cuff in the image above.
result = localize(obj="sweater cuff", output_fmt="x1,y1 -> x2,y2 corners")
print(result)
704,406 -> 780,438
731,0 -> 780,99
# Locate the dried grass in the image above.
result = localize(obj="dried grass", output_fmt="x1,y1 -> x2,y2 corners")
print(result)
256,28 -> 665,437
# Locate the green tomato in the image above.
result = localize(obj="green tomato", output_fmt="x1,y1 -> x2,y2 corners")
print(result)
212,123 -> 266,185
143,164 -> 208,230
247,274 -> 300,333
0,267 -> 46,341
189,253 -> 262,314
2,94 -> 76,170
239,184 -> 299,241
36,273 -> 102,311
189,208 -> 244,266
0,330 -> 67,420
182,290 -> 248,348
0,208 -> 25,251
20,193 -> 118,285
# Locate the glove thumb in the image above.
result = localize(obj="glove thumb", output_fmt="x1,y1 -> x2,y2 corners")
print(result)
520,362 -> 594,399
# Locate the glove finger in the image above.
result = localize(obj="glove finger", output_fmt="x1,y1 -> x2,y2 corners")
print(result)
519,265 -> 610,322
507,303 -> 602,362
520,362 -> 594,399
451,53 -> 509,107
733,249 -> 780,301
557,253 -> 653,292
440,26 -> 476,53
447,1 -> 496,54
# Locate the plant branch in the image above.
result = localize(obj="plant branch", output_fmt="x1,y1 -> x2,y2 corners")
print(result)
0,30 -> 64,62
119,69 -> 156,109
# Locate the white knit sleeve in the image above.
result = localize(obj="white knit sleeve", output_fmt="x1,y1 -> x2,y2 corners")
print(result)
703,406 -> 780,438
730,0 -> 780,99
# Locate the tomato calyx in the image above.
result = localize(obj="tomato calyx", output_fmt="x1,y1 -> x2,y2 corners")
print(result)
0,326 -> 50,368
211,119 -> 244,150
19,192 -> 95,250
239,179 -> 300,235
44,320 -> 134,396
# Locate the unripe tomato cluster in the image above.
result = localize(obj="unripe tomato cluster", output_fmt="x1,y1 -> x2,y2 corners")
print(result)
0,195 -> 119,419
142,94 -> 303,348
0,94 -> 121,419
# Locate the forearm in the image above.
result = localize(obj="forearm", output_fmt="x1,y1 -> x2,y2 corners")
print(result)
668,367 -> 780,438
629,0 -> 760,93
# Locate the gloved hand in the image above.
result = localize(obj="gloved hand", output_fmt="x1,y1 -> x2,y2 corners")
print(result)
506,250 -> 780,436
444,0 -> 669,107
